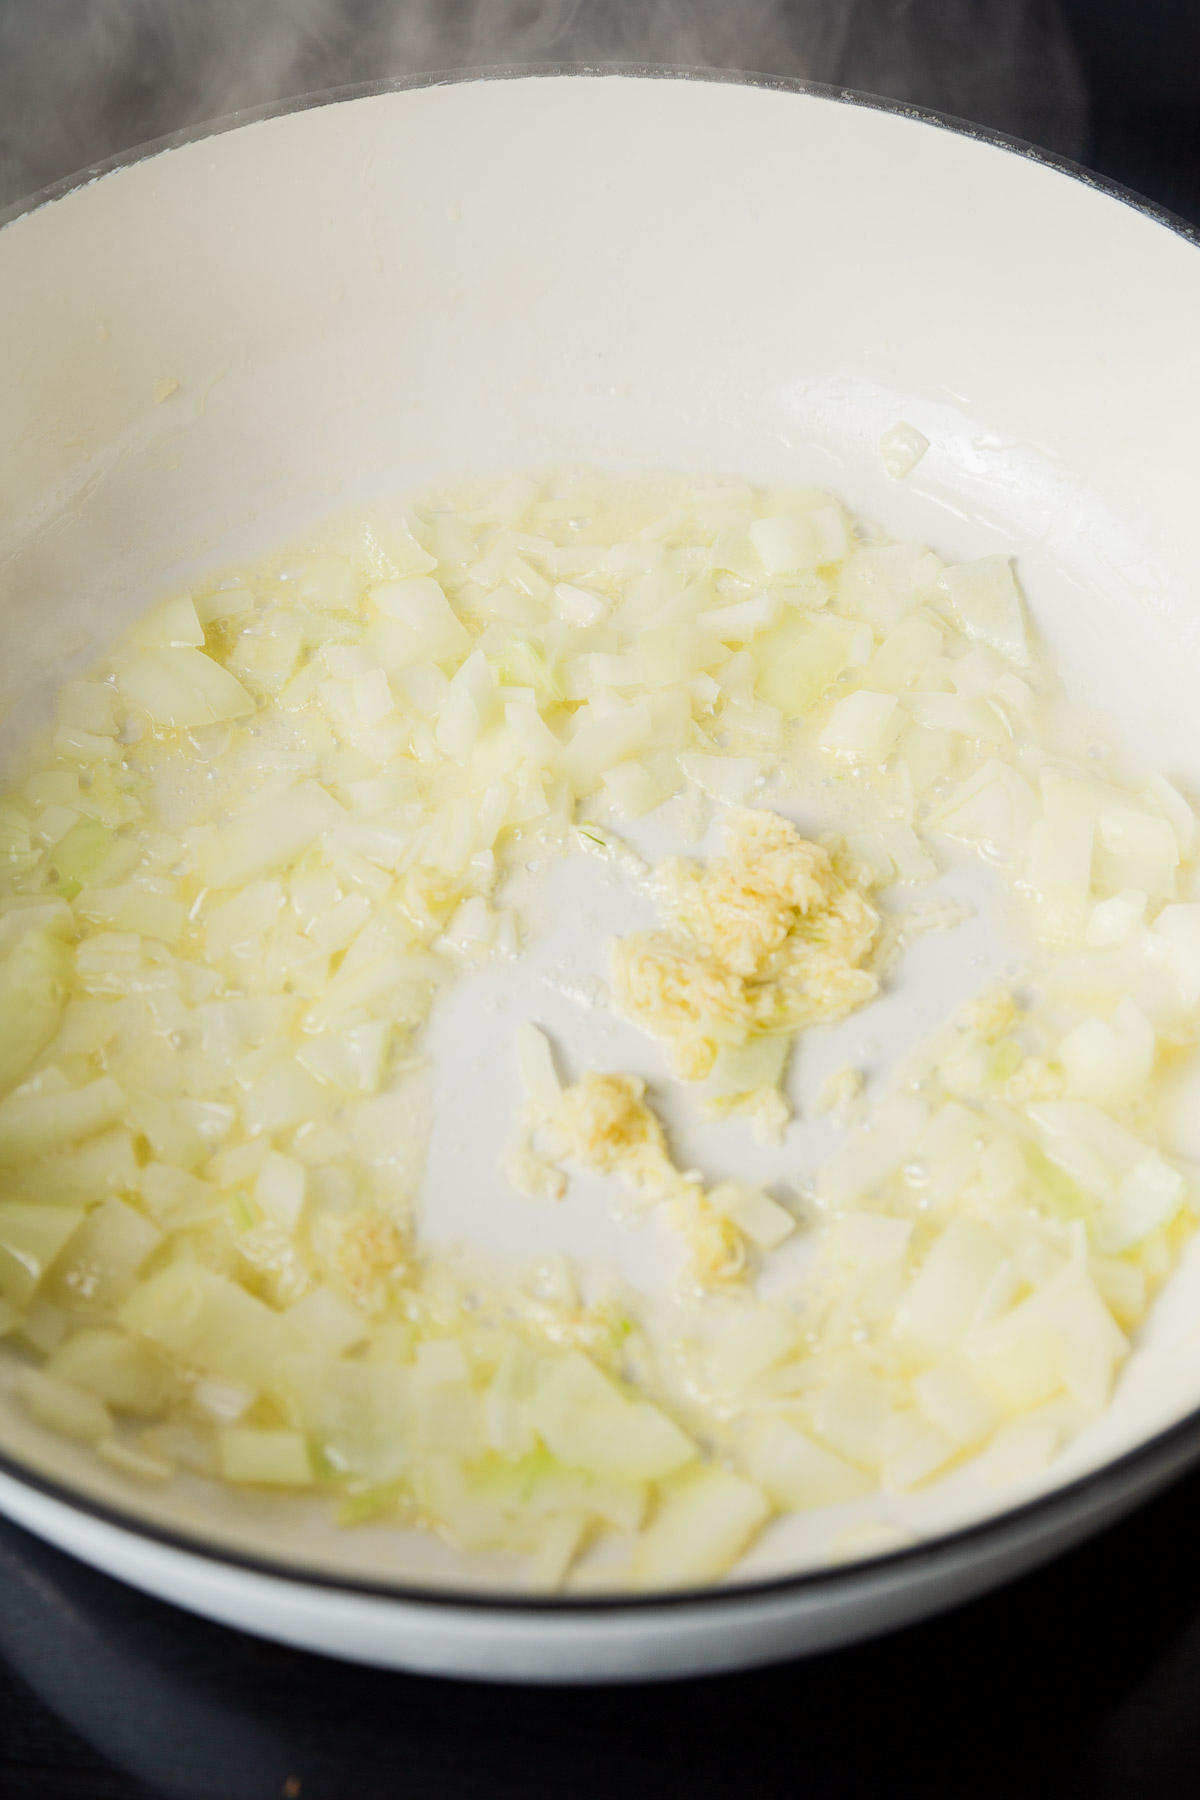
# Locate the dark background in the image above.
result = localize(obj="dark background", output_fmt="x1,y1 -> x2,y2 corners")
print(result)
2,2 -> 1200,1795
1,0 -> 1199,228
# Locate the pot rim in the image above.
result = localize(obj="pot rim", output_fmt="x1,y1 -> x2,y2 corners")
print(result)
3,61 -> 1198,247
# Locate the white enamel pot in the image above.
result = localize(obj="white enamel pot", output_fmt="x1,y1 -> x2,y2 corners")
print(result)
2,69 -> 1200,1684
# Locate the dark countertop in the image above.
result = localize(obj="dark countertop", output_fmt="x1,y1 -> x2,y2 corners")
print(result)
2,4 -> 1199,1796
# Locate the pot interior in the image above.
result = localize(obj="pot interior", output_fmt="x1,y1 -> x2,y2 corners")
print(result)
2,73 -> 1200,1592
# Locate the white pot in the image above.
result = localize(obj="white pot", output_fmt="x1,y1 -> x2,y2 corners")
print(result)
2,69 -> 1200,1683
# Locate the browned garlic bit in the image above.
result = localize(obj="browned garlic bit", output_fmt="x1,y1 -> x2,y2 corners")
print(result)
550,1071 -> 743,1285
547,1070 -> 796,1289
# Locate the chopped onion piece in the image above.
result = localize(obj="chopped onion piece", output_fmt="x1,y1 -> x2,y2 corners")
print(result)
561,703 -> 653,796
0,1075 -> 126,1165
866,616 -> 941,693
906,693 -> 1008,744
287,1285 -> 369,1354
298,554 -> 361,612
822,691 -> 901,759
914,1363 -> 999,1448
677,753 -> 758,805
880,421 -> 930,480
602,759 -> 666,819
1144,772 -> 1196,857
838,545 -> 937,632
698,593 -> 780,641
747,1419 -> 872,1508
435,649 -> 493,763
1154,904 -> 1200,1008
193,1377 -> 256,1424
218,1426 -> 314,1486
253,1151 -> 307,1232
368,576 -> 471,664
1026,779 -> 1096,945
819,1099 -> 928,1206
755,614 -> 855,718
749,515 -> 822,575
813,1372 -> 894,1469
117,648 -> 255,728
936,760 -> 1039,852
528,1353 -> 697,1484
1087,890 -> 1147,948
200,781 -> 344,889
895,1221 -> 1008,1361
0,928 -> 69,1098
632,1468 -> 769,1588
43,1329 -> 171,1416
516,1023 -> 563,1113
708,1182 -> 795,1251
17,1368 -> 111,1444
120,1263 -> 300,1387
0,1202 -> 85,1308
553,582 -> 606,625
130,594 -> 206,650
1060,1001 -> 1154,1106
937,554 -> 1029,667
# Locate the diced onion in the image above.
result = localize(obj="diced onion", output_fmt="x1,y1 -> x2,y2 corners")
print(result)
880,421 -> 930,481
0,464 -> 1196,1595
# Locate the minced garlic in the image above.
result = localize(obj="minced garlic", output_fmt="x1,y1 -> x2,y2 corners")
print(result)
610,810 -> 879,1096
548,1071 -> 745,1286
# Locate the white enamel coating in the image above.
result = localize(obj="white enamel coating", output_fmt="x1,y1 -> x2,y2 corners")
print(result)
2,72 -> 1200,1680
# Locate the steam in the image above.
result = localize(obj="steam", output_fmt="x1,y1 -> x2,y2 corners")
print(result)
0,0 -> 1088,210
